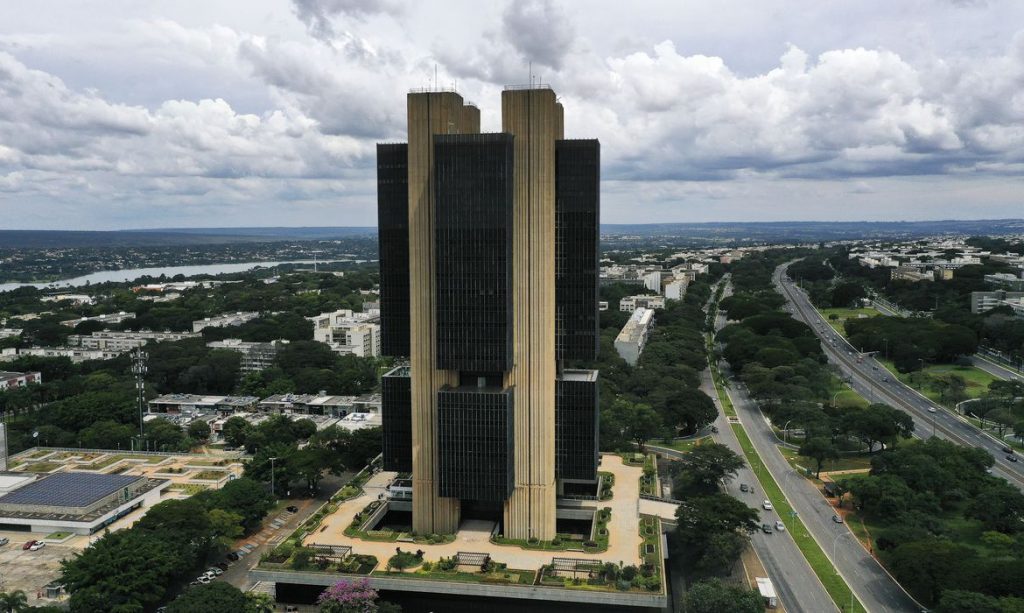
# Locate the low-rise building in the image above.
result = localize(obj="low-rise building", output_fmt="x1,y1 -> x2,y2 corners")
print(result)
147,394 -> 259,414
0,347 -> 121,363
0,472 -> 169,535
60,311 -> 133,328
0,371 -> 42,390
0,329 -> 22,339
192,312 -> 261,333
614,308 -> 654,366
619,295 -> 665,312
67,330 -> 199,352
985,273 -> 1024,290
41,294 -> 94,306
890,266 -> 933,283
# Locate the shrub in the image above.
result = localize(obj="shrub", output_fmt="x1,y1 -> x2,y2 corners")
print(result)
551,537 -> 561,546
621,565 -> 638,581
421,561 -> 433,571
528,537 -> 539,545
616,579 -> 632,591
583,540 -> 598,548
291,547 -> 314,570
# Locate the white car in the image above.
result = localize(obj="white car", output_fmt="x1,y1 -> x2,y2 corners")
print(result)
928,407 -> 937,413
29,542 -> 45,551
775,520 -> 785,532
197,575 -> 211,584
762,500 -> 773,511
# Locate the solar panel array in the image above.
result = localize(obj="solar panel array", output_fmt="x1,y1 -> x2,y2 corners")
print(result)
0,472 -> 141,508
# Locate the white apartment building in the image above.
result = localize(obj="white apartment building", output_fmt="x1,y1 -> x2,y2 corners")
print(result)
307,309 -> 381,358
614,308 -> 654,366
643,271 -> 662,292
0,371 -> 42,390
192,312 -> 261,333
665,280 -> 688,301
0,347 -> 121,363
206,338 -> 286,372
619,295 -> 666,312
67,330 -> 199,352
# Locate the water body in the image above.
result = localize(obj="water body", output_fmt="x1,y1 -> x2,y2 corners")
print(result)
0,259 -> 360,293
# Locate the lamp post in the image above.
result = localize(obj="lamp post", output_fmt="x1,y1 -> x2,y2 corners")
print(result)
832,391 -> 842,408
783,420 -> 794,445
269,457 -> 278,498
831,531 -> 849,568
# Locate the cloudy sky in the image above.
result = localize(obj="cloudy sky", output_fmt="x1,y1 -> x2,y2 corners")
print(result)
0,0 -> 1022,229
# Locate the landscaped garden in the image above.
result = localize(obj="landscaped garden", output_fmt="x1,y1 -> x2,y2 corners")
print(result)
536,517 -> 662,593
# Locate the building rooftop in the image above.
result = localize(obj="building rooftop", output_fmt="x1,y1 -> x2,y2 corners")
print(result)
0,472 -> 141,508
561,369 -> 598,382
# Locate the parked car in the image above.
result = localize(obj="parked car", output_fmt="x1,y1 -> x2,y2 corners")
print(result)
739,484 -> 749,493
762,500 -> 773,511
0,537 -> 9,547
29,541 -> 45,551
832,515 -> 844,524
775,520 -> 785,532
208,567 -> 223,576
22,540 -> 36,550
215,562 -> 229,570
197,576 -> 211,584
226,552 -> 240,561
286,505 -> 299,513
761,523 -> 773,534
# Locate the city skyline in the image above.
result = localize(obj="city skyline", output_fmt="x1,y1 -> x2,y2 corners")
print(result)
1,0 -> 1023,229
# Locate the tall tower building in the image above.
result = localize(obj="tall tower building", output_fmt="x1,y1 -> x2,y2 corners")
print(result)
379,86 -> 599,541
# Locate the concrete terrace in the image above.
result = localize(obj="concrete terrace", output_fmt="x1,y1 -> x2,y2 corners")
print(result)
305,454 -> 647,569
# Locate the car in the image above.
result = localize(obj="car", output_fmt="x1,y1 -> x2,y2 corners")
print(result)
197,576 -> 211,584
1008,455 -> 1019,463
226,552 -> 240,561
882,377 -> 889,382
872,365 -> 878,370
739,483 -> 749,493
832,514 -> 844,524
208,567 -> 223,576
286,607 -> 299,613
286,505 -> 299,513
22,540 -> 36,550
1002,446 -> 1013,454
29,541 -> 45,551
928,407 -> 937,413
762,500 -> 773,511
761,523 -> 773,534
775,520 -> 785,532
215,562 -> 229,570
0,537 -> 8,547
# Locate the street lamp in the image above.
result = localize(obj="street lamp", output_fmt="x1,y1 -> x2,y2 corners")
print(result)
269,457 -> 278,497
832,391 -> 842,408
783,420 -> 794,445
831,531 -> 850,568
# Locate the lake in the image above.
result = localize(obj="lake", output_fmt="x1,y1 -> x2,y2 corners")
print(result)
0,260 -> 361,293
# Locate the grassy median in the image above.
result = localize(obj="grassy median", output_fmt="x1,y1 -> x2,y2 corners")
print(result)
730,422 -> 866,613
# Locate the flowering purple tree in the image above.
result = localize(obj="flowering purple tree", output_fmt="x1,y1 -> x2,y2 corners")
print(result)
317,578 -> 383,613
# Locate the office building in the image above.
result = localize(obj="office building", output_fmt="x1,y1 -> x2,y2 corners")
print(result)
192,312 -> 261,333
207,338 -> 286,372
378,86 -> 599,540
68,330 -> 199,352
971,290 -> 1024,314
0,371 -> 42,390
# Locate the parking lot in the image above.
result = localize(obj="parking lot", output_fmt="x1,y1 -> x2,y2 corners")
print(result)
0,537 -> 74,605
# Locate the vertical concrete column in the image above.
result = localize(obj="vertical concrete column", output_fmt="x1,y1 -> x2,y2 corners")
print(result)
407,91 -> 479,535
501,88 -> 563,540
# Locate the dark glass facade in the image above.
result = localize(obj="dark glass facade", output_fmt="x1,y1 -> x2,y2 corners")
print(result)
377,143 -> 410,357
555,139 -> 600,361
555,371 -> 599,481
437,386 -> 515,501
381,366 -> 412,472
434,133 -> 515,372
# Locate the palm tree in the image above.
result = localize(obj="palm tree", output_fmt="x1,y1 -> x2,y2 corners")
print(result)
0,589 -> 28,613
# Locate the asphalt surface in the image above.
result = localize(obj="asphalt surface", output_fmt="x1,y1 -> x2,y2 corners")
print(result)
969,354 -> 1024,383
698,370 -> 838,613
775,262 -> 1024,489
723,366 -> 918,613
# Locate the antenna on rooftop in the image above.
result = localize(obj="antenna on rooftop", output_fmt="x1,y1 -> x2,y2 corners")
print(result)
434,63 -> 438,90
529,61 -> 533,87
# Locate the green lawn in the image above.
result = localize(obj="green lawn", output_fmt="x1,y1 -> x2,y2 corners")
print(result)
877,359 -> 997,406
656,436 -> 711,452
780,446 -> 873,475
731,423 -> 866,613
818,307 -> 882,336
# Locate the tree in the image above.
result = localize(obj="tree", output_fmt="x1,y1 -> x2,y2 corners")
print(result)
800,437 -> 839,478
685,579 -> 763,613
208,508 -> 245,549
222,416 -> 252,448
966,482 -> 1024,534
675,493 -> 759,547
187,420 -> 211,441
0,590 -> 28,613
317,578 -> 399,613
674,442 -> 745,496
167,583 -> 248,613
935,590 -> 1002,613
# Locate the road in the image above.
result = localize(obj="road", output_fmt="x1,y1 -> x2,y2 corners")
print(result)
723,365 -> 918,613
699,370 -> 838,613
775,263 -> 1024,488
969,354 -> 1024,383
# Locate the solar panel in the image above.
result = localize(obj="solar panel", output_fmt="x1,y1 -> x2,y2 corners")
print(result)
0,472 -> 142,508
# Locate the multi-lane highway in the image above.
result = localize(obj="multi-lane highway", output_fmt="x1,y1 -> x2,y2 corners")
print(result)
775,263 -> 1024,488
699,369 -> 838,613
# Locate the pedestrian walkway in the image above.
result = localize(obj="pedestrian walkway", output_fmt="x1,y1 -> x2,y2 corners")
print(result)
307,455 -> 645,569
